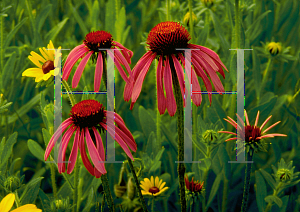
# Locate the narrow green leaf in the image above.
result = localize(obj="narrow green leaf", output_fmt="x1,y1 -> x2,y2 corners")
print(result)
246,10 -> 271,37
91,0 -> 100,30
38,189 -> 52,212
9,158 -> 21,175
280,196 -> 289,212
42,128 -> 51,147
207,172 -> 223,208
69,1 -> 88,36
248,97 -> 277,124
218,144 -> 231,179
45,18 -> 69,41
115,6 -> 126,42
28,139 -> 45,162
255,171 -> 267,212
138,106 -> 156,140
0,132 -> 18,164
260,169 -> 276,190
21,177 -> 43,205
3,18 -> 28,48
2,52 -> 16,88
36,4 -> 52,32
83,187 -> 95,212
252,49 -> 261,99
105,0 -> 115,36
264,195 -> 282,208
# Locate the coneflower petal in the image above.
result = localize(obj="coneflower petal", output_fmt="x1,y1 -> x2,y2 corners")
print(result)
172,55 -> 185,107
254,111 -> 260,127
63,47 -> 88,80
115,50 -> 132,78
260,115 -> 272,130
63,44 -> 86,69
67,127 -> 80,174
109,51 -> 130,84
164,56 -> 177,117
244,110 -> 250,126
191,67 -> 202,106
72,51 -> 94,88
262,121 -> 281,134
157,56 -> 167,115
94,52 -> 103,92
78,129 -> 94,176
113,41 -> 133,64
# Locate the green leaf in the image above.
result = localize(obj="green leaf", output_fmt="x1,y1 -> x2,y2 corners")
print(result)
105,0 -> 115,36
20,177 -> 43,205
208,96 -> 227,129
209,10 -> 230,52
198,158 -> 212,171
197,23 -> 208,46
255,171 -> 267,212
260,169 -> 276,190
27,139 -> 45,162
280,196 -> 289,212
45,18 -> 69,41
207,172 -> 222,208
83,187 -> 95,212
7,93 -> 41,124
9,158 -> 21,175
36,4 -> 52,32
69,1 -> 88,36
3,18 -> 28,49
91,0 -> 100,30
2,52 -> 16,88
218,144 -> 231,179
115,7 -> 126,42
246,10 -> 272,39
252,49 -> 261,99
0,132 -> 18,165
42,128 -> 51,147
248,97 -> 278,124
38,189 -> 52,212
138,106 -> 156,140
265,195 -> 282,208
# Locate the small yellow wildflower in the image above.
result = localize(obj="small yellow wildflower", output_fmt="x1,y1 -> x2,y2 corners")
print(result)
183,12 -> 197,26
140,176 -> 169,196
267,42 -> 282,55
0,193 -> 42,212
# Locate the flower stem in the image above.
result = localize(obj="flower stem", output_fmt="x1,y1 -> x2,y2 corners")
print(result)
0,11 -> 4,72
221,173 -> 229,212
170,58 -> 186,212
62,80 -> 76,106
151,196 -> 155,212
262,58 -> 272,83
235,0 -> 240,48
166,0 -> 170,21
241,152 -> 253,212
50,162 -> 57,200
264,182 -> 282,212
126,156 -> 149,212
101,174 -> 115,212
72,156 -> 79,212
188,0 -> 194,43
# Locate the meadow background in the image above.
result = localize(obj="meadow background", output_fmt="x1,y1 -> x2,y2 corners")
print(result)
0,0 -> 299,211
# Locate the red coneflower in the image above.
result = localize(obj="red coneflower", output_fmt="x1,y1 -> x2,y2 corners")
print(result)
218,110 -> 287,154
184,175 -> 204,194
124,21 -> 228,116
44,99 -> 137,178
62,31 -> 133,92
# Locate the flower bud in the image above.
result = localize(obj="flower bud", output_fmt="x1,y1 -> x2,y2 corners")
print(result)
114,184 -> 127,198
4,176 -> 20,192
202,0 -> 214,7
127,177 -> 136,200
183,12 -> 197,26
266,42 -> 282,56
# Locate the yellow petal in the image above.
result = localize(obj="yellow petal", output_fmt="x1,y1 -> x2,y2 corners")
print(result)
155,177 -> 159,187
150,176 -> 154,185
35,75 -> 44,82
28,56 -> 42,68
43,73 -> 52,81
22,68 -> 43,76
159,182 -> 166,190
140,184 -> 149,192
141,190 -> 151,196
30,51 -> 46,63
157,179 -> 163,188
0,193 -> 15,212
11,204 -> 42,212
154,187 -> 169,196
39,48 -> 50,61
140,181 -> 150,189
143,178 -> 152,187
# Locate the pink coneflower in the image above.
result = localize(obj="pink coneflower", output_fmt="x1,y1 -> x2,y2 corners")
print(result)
62,31 -> 133,92
218,110 -> 287,154
44,99 -> 137,178
124,21 -> 228,116
184,175 -> 204,194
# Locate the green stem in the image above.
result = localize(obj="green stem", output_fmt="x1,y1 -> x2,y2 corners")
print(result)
264,182 -> 282,212
241,152 -> 253,212
288,88 -> 300,107
50,163 -> 58,199
166,0 -> 170,21
126,156 -> 149,212
62,80 -> 76,106
101,174 -> 115,212
151,196 -> 155,212
170,58 -> 186,212
72,156 -> 79,212
188,0 -> 194,42
262,58 -> 272,83
101,195 -> 105,212
77,177 -> 83,211
0,12 -> 4,72
202,169 -> 209,212
221,173 -> 229,212
235,0 -> 240,48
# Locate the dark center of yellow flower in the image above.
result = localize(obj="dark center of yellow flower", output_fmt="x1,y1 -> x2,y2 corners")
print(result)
42,60 -> 54,74
70,99 -> 105,129
147,21 -> 191,56
149,187 -> 160,194
245,125 -> 261,143
84,31 -> 113,52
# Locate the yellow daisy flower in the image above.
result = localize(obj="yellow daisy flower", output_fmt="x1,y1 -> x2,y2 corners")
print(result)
0,193 -> 42,212
140,176 -> 169,196
266,42 -> 282,55
22,40 -> 61,82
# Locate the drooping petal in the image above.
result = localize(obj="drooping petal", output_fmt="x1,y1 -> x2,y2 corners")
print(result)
157,56 -> 167,114
22,68 -> 43,77
85,128 -> 107,174
113,41 -> 133,64
64,44 -> 86,68
164,56 -> 177,117
78,129 -> 94,176
67,127 -> 80,174
115,49 -> 132,78
30,51 -> 46,63
171,55 -> 185,107
107,50 -> 130,84
62,47 -> 89,80
28,55 -> 42,68
130,53 -> 156,110
94,53 -> 103,92
44,118 -> 73,161
72,51 -> 94,88
92,127 -> 105,178
191,67 -> 202,106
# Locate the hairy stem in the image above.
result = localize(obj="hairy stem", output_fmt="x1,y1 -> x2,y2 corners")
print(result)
101,174 -> 115,212
241,152 -> 253,212
72,156 -> 79,212
50,163 -> 57,200
262,58 -> 272,83
170,57 -> 186,212
62,80 -> 76,106
188,0 -> 194,42
127,156 -> 149,212
235,0 -> 240,48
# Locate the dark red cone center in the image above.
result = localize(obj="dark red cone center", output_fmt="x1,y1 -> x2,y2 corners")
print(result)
42,60 -> 54,74
84,31 -> 113,52
149,187 -> 160,194
245,125 -> 262,143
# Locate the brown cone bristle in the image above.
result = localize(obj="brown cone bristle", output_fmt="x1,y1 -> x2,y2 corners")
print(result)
149,187 -> 160,194
42,60 -> 54,74
147,21 -> 191,56
70,99 -> 105,129
245,125 -> 262,143
84,31 -> 113,52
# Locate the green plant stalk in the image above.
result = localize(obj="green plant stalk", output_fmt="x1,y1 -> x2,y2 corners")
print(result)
188,0 -> 194,42
0,14 -> 3,72
101,174 -> 115,212
235,0 -> 240,48
151,196 -> 155,212
126,156 -> 149,212
170,58 -> 186,212
166,0 -> 170,21
62,80 -> 76,106
222,173 -> 229,212
72,156 -> 79,212
264,182 -> 282,212
241,152 -> 253,212
262,58 -> 272,83
202,169 -> 209,212
50,163 -> 58,199
77,177 -> 83,211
